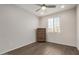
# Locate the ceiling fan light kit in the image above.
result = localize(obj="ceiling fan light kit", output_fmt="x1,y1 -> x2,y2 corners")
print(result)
41,5 -> 46,10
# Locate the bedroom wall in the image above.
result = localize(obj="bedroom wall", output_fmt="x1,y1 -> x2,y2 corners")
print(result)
76,5 -> 79,50
0,5 -> 38,54
39,8 -> 76,47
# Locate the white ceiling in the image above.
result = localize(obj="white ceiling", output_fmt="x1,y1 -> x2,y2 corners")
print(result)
16,4 -> 76,17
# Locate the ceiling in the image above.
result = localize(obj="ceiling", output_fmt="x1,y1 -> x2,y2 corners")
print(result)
16,4 -> 76,17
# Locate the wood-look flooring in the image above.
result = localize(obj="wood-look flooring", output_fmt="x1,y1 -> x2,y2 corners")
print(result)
3,42 -> 79,55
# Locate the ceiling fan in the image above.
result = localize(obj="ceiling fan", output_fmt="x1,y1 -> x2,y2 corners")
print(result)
35,4 -> 56,12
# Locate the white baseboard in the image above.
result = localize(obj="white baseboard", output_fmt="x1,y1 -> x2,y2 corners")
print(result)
47,41 -> 76,47
0,41 -> 35,55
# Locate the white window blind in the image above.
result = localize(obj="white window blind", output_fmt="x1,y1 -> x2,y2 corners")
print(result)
48,16 -> 60,32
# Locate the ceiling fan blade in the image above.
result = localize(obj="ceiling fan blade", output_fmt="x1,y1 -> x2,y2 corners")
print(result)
35,8 -> 41,12
35,4 -> 56,12
36,4 -> 43,7
36,4 -> 56,8
46,5 -> 56,8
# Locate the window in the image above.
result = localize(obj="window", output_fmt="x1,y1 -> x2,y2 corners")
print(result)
48,16 -> 60,32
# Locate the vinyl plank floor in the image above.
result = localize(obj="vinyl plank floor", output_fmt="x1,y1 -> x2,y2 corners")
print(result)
3,42 -> 79,55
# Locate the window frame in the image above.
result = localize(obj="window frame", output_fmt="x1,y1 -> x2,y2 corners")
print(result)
47,16 -> 60,33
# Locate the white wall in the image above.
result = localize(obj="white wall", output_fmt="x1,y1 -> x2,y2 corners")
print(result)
39,8 -> 76,47
76,5 -> 79,50
0,5 -> 38,54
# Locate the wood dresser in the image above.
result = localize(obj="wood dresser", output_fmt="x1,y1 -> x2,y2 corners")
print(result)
36,28 -> 46,42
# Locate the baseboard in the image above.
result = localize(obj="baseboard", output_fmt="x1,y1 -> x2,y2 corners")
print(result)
0,41 -> 36,55
47,41 -> 76,48
1,41 -> 78,54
